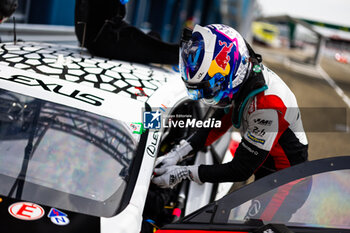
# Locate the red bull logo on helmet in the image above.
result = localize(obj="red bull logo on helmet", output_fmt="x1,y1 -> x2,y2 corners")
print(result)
208,38 -> 239,78
215,41 -> 233,71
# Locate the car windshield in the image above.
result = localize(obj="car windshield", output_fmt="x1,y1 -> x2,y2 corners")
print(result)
0,88 -> 139,217
228,169 -> 350,230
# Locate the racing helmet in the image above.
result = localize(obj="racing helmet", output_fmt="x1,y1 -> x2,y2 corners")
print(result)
180,24 -> 251,107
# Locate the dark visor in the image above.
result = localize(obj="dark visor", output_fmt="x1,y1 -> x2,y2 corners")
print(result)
183,73 -> 225,100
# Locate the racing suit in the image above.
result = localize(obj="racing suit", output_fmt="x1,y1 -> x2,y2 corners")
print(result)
188,64 -> 308,182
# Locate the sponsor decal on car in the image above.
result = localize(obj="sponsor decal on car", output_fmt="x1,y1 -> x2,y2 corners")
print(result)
247,199 -> 261,217
159,104 -> 167,112
8,202 -> 45,221
0,72 -> 104,106
47,208 -> 70,226
130,122 -> 145,134
146,130 -> 160,157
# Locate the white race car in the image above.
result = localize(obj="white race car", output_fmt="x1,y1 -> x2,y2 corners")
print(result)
0,41 -> 232,233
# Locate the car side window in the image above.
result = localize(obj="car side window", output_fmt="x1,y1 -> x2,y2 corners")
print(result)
228,170 -> 350,230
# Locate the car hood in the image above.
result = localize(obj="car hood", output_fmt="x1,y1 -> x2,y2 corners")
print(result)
0,41 -> 186,123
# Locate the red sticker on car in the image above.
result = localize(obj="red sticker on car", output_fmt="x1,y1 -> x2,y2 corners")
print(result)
8,202 -> 45,221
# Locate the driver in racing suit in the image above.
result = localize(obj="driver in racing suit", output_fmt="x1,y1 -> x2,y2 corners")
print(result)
152,24 -> 309,205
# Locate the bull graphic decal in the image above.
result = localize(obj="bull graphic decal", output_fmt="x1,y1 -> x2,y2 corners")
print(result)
208,38 -> 239,78
215,40 -> 234,71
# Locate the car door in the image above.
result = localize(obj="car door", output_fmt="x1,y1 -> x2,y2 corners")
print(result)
157,156 -> 350,233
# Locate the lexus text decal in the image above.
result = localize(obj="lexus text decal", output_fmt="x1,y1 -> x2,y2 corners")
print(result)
146,130 -> 160,157
0,74 -> 104,106
143,108 -> 221,130
8,202 -> 45,221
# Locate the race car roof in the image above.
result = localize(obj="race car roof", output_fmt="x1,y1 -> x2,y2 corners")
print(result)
0,42 -> 181,122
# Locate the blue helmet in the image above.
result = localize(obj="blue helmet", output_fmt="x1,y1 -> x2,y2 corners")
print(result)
180,24 -> 251,108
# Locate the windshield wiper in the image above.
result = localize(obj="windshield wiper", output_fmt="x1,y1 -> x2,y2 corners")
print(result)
8,100 -> 42,199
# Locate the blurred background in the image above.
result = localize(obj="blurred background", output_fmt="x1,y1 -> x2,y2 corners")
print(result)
1,0 -> 349,66
1,0 -> 350,159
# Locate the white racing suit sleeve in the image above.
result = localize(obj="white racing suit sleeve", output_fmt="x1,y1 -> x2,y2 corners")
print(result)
154,139 -> 193,167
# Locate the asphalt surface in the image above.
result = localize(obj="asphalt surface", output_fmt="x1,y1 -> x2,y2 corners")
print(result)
254,45 -> 350,160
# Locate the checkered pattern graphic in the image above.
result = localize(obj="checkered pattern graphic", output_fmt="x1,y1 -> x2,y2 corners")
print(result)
0,42 -> 177,101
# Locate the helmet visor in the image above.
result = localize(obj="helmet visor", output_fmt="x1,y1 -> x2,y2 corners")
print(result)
180,39 -> 205,81
184,73 -> 225,100
180,25 -> 216,82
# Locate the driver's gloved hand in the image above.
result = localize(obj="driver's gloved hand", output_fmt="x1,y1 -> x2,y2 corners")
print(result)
154,139 -> 193,168
152,165 -> 202,189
